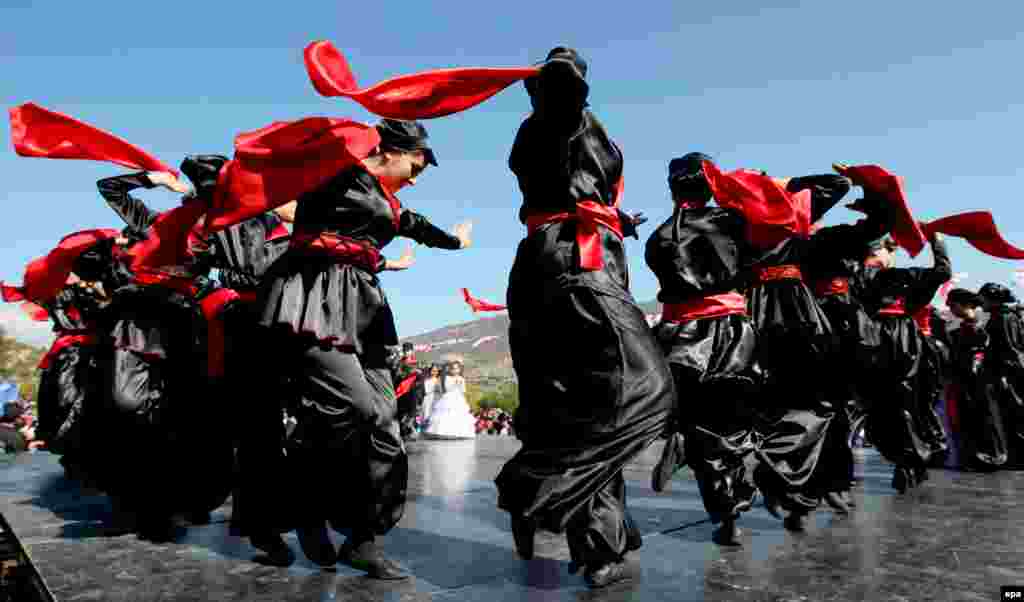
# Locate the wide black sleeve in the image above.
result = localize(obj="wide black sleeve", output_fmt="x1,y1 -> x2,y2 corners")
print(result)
810,209 -> 888,265
96,173 -> 161,237
787,174 -> 853,223
398,210 -> 462,250
905,236 -> 953,310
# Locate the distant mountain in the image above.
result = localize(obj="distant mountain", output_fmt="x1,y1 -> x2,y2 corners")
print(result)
401,300 -> 661,384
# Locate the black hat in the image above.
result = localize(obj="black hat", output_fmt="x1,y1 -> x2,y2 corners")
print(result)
525,46 -> 589,99
867,235 -> 898,253
376,119 -> 438,166
978,282 -> 1017,304
402,342 -> 414,353
947,288 -> 982,307
668,152 -> 713,186
181,155 -> 230,201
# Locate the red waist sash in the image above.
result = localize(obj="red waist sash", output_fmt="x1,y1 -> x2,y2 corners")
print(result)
812,276 -> 850,297
133,269 -> 200,297
912,306 -> 932,336
524,200 -> 624,271
661,292 -> 748,323
290,231 -> 382,273
38,333 -> 98,370
877,297 -> 907,316
753,264 -> 803,282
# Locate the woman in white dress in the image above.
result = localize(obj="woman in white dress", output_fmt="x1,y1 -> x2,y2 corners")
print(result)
419,365 -> 444,427
423,362 -> 477,439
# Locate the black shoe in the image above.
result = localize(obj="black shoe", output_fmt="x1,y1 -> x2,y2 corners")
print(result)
584,561 -> 632,588
763,494 -> 784,520
339,540 -> 410,580
186,511 -> 212,526
511,516 -> 536,560
824,492 -> 850,515
137,516 -> 186,543
652,433 -> 685,493
251,533 -> 296,567
892,467 -> 909,494
711,518 -> 742,547
783,512 -> 809,533
914,466 -> 929,484
297,523 -> 337,567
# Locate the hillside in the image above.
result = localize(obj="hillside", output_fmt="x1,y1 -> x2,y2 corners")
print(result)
401,300 -> 661,385
0,326 -> 46,403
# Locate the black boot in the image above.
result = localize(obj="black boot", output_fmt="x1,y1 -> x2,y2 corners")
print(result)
711,516 -> 742,547
339,539 -> 410,580
251,532 -> 296,567
511,515 -> 536,560
782,511 -> 809,533
651,433 -> 685,493
297,522 -> 337,567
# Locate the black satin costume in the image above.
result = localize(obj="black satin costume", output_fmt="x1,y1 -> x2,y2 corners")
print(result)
496,106 -> 673,569
949,322 -> 1008,468
95,167 -> 234,524
207,206 -> 294,538
856,237 -> 952,485
35,286 -> 102,468
646,203 -> 760,523
983,303 -> 1024,467
802,195 -> 889,492
258,164 -> 461,542
744,175 -> 857,513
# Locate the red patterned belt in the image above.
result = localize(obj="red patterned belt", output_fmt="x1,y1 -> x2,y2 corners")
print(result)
878,297 -> 907,316
812,276 -> 850,297
290,231 -> 382,273
661,292 -> 747,323
525,200 -> 624,271
38,333 -> 98,370
133,268 -> 199,297
753,264 -> 803,282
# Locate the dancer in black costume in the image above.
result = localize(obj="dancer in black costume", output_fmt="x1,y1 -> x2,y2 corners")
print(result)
35,281 -> 105,481
725,168 -> 857,532
94,160 -> 234,540
856,232 -> 951,491
802,170 -> 892,511
257,118 -> 471,578
946,288 -> 1008,469
913,301 -> 953,464
494,47 -> 673,588
978,283 -> 1024,468
645,153 -> 760,546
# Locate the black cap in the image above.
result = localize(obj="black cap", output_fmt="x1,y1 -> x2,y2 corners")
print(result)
376,119 -> 438,166
402,342 -> 414,353
525,46 -> 589,99
947,288 -> 983,308
978,282 -> 1017,304
668,152 -> 713,185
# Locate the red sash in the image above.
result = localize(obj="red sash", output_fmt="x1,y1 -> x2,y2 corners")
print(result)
289,231 -> 382,273
877,297 -> 907,317
753,264 -> 803,282
912,306 -> 932,336
661,292 -> 747,323
812,276 -> 850,297
38,333 -> 98,370
525,201 -> 624,271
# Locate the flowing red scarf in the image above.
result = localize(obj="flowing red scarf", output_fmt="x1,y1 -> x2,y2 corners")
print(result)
1,229 -> 120,303
462,288 -> 506,313
9,103 -> 177,174
921,211 -> 1024,260
304,40 -> 539,119
838,164 -> 926,258
701,161 -> 811,249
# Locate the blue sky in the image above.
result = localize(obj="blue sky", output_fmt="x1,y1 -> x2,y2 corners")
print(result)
2,0 -> 1023,345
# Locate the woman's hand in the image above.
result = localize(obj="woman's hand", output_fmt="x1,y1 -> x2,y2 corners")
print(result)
146,171 -> 192,194
453,221 -> 473,249
384,244 -> 416,271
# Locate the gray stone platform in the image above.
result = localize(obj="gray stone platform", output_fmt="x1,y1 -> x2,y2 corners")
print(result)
2,436 -> 1023,601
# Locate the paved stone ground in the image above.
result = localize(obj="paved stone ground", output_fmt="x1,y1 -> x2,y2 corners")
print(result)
2,436 -> 1024,601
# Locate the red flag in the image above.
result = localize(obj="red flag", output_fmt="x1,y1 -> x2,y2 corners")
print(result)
304,40 -> 539,119
839,165 -> 927,258
702,161 -> 812,249
921,211 -> 1024,260
9,103 -> 177,175
6,229 -> 120,303
462,288 -> 506,313
204,118 -> 381,232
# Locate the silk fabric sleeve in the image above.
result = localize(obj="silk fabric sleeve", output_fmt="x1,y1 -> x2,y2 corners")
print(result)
97,173 -> 160,236
398,210 -> 462,249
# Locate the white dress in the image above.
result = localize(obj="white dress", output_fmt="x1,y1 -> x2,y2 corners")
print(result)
423,376 -> 477,439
